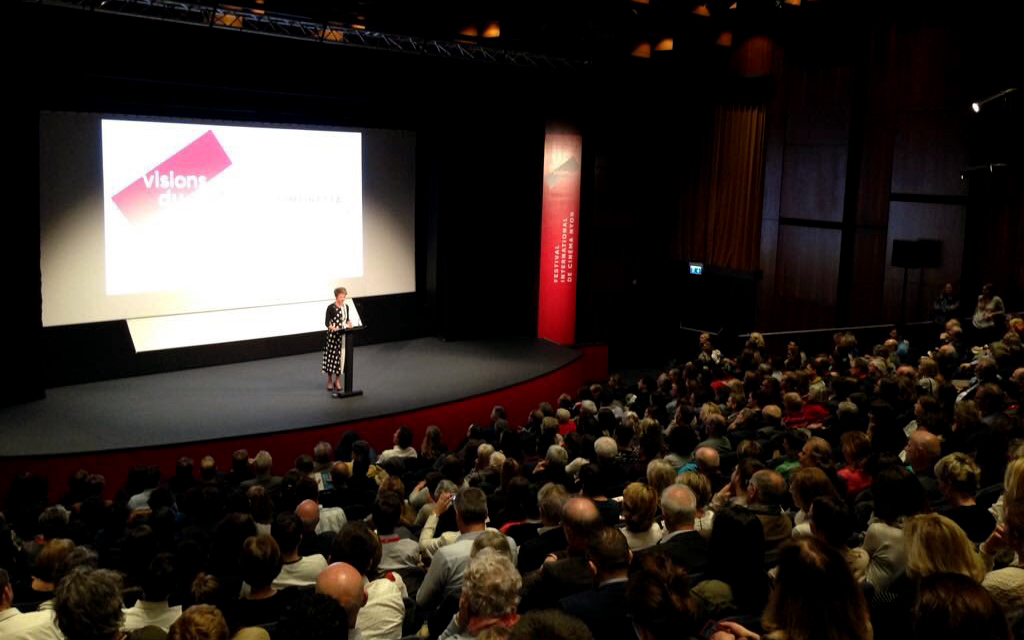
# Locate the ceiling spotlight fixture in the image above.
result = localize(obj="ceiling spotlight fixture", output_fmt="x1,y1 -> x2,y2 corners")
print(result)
971,87 -> 1018,113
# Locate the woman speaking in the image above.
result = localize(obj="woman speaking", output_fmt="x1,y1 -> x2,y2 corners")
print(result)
322,286 -> 362,392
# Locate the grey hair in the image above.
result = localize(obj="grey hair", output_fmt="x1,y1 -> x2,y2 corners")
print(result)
556,408 -> 572,422
537,483 -> 569,523
435,479 -> 459,499
462,548 -> 522,618
546,445 -> 568,466
54,568 -> 124,640
470,530 -> 513,561
594,437 -> 618,460
580,400 -> 597,416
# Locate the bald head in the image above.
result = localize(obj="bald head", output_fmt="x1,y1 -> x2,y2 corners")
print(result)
748,469 -> 786,507
295,499 -> 320,531
906,430 -> 941,472
695,446 -> 720,473
562,498 -> 601,549
316,563 -> 366,628
661,484 -> 697,531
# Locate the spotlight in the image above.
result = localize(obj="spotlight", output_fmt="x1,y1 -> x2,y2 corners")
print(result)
970,87 -> 1017,113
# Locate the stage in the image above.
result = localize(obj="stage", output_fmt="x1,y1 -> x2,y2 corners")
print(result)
0,337 -> 607,501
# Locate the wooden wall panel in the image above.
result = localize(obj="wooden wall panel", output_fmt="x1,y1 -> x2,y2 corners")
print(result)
891,111 -> 969,196
772,225 -> 842,329
882,202 -> 966,322
780,145 -> 848,222
856,119 -> 896,226
784,65 -> 852,146
848,227 -> 889,325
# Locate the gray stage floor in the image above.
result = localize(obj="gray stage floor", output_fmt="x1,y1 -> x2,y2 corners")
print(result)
0,337 -> 579,457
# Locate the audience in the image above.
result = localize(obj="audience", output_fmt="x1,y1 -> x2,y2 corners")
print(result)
4,318 -> 1024,640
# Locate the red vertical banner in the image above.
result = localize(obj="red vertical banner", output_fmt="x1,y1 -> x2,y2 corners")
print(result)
537,129 -> 582,345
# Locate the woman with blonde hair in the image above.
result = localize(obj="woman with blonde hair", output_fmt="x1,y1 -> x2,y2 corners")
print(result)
979,457 -> 1024,627
904,513 -> 985,582
621,482 -> 663,550
677,471 -> 715,537
646,459 -> 676,499
934,452 -> 996,543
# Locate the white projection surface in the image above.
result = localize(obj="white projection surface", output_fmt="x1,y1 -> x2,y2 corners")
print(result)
40,114 -> 416,351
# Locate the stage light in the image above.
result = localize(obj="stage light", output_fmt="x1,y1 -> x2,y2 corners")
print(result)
692,4 -> 711,16
655,38 -> 674,51
481,22 -> 500,38
970,87 -> 1017,113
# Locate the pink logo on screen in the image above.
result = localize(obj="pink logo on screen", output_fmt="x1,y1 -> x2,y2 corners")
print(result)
112,130 -> 232,223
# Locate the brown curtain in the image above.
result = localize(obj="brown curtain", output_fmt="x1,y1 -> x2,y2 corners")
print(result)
683,103 -> 767,273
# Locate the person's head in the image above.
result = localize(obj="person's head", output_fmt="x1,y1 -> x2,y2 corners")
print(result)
789,467 -> 837,513
694,446 -> 720,475
537,482 -> 569,527
392,425 -> 413,450
622,483 -> 658,533
593,437 -> 617,461
140,552 -> 176,602
912,573 -> 1011,640
626,552 -> 694,640
333,287 -> 348,304
675,471 -> 712,511
271,512 -> 303,556
275,592 -> 350,640
748,469 -> 787,507
470,530 -> 514,562
798,437 -> 833,469
933,452 -> 982,498
905,430 -> 942,472
54,568 -> 124,640
840,431 -> 872,468
460,549 -> 522,620
763,538 -> 871,640
660,484 -> 697,532
240,535 -> 282,591
562,497 -> 602,550
904,513 -> 985,582
168,604 -> 230,640
454,487 -> 488,530
252,450 -> 273,476
585,527 -> 631,581
316,562 -> 367,629
507,610 -> 593,640
32,538 -> 76,587
645,459 -> 676,498
372,491 -> 404,536
808,496 -> 853,549
872,464 -> 926,524
330,521 -> 382,576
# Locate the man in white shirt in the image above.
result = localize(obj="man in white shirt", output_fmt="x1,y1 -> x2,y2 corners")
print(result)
272,513 -> 328,589
376,427 -> 418,466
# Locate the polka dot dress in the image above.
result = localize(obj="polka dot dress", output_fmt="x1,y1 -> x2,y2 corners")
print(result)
322,303 -> 347,375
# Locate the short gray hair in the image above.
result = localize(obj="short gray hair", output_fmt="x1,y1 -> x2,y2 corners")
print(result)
594,437 -> 617,460
462,548 -> 521,618
660,484 -> 697,529
54,568 -> 124,640
537,483 -> 569,523
580,400 -> 597,416
546,445 -> 568,466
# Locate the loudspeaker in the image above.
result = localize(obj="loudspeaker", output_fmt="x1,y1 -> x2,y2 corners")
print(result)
892,239 -> 942,268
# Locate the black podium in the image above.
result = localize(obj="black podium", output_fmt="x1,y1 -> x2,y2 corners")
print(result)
332,325 -> 364,399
